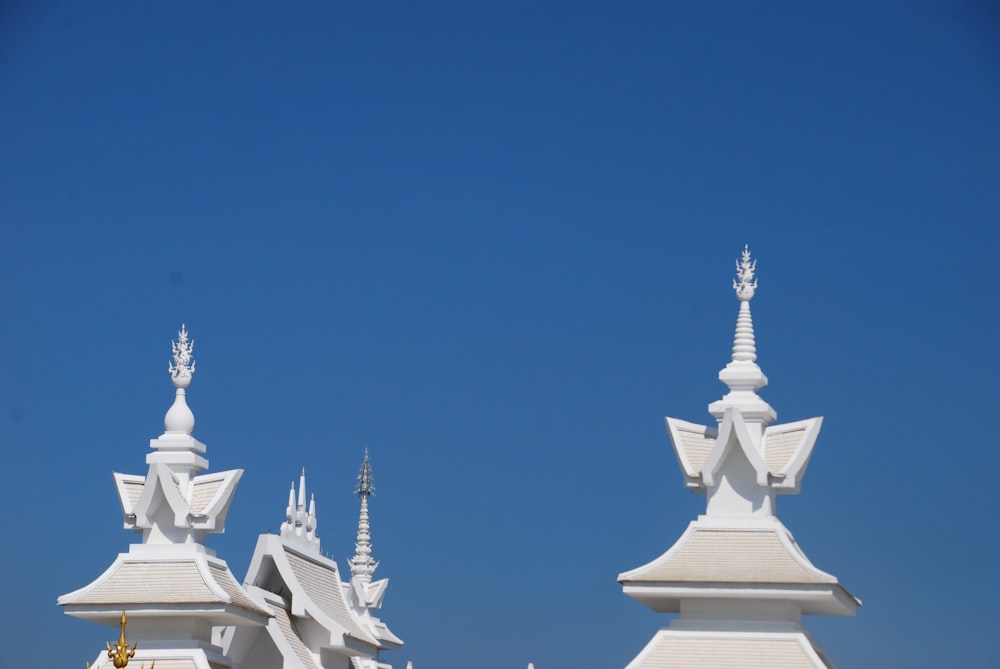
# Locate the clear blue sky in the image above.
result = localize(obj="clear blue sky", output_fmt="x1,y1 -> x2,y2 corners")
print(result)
1,2 -> 998,668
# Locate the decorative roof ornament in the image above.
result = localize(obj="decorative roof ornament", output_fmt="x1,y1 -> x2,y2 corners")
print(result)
168,324 -> 195,388
733,244 -> 758,301
106,612 -> 137,669
163,325 -> 196,434
86,612 -> 155,669
357,448 -> 375,498
350,449 -> 379,582
280,468 -> 320,553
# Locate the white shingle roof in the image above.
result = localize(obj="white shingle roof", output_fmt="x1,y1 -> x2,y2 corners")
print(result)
64,560 -> 219,604
626,630 -> 832,669
272,605 -> 321,669
208,562 -> 269,613
763,426 -> 807,474
619,526 -> 835,585
283,547 -> 374,644
59,557 -> 270,617
190,478 -> 225,516
113,473 -> 146,516
666,418 -> 717,480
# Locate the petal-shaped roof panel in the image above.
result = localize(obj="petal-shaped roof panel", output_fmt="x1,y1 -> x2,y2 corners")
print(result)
666,417 -> 717,484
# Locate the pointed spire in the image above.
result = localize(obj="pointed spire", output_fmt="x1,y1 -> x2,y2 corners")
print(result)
280,468 -> 320,553
357,448 -> 374,498
350,449 -> 379,582
709,246 -> 776,431
306,493 -> 317,542
720,246 -> 765,381
163,325 -> 196,435
731,245 -> 758,362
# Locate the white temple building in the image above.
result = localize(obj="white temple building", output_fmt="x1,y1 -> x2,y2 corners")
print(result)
618,247 -> 860,668
58,326 -> 402,669
222,458 -> 402,669
57,247 -> 860,669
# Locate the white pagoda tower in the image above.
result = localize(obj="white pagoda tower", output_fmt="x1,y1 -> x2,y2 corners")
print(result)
59,326 -> 271,669
618,248 -> 860,668
222,453 -> 402,669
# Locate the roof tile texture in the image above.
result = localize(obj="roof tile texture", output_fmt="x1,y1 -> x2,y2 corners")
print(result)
633,636 -> 826,669
622,529 -> 831,584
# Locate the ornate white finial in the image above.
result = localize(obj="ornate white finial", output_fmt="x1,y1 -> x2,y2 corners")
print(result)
164,325 -> 196,434
168,324 -> 195,388
733,245 -> 758,302
350,449 -> 379,582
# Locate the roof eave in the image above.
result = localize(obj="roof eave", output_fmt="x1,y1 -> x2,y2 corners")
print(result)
621,581 -> 859,617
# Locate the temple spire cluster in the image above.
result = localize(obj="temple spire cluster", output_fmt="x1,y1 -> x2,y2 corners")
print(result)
280,467 -> 319,552
619,247 -> 859,669
61,325 -> 403,669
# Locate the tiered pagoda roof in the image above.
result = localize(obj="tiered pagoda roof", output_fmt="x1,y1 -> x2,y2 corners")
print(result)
619,248 -> 859,669
59,326 -> 270,669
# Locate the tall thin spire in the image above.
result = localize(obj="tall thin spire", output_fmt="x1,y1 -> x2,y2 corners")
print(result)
731,245 -> 758,363
350,449 -> 378,582
709,246 -> 776,431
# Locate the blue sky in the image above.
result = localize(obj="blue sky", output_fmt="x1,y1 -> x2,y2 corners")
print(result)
1,2 -> 998,668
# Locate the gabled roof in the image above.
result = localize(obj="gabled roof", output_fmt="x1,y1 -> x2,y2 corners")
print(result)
284,547 -> 376,645
244,534 -> 380,648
